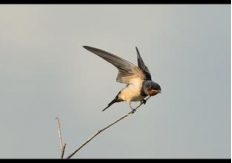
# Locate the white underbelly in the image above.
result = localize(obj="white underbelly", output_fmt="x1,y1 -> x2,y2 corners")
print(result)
119,80 -> 145,101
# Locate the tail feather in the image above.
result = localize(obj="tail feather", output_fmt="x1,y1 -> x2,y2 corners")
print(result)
102,95 -> 122,112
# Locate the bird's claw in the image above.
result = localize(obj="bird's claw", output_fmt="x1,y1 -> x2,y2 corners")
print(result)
142,99 -> 147,105
131,109 -> 136,114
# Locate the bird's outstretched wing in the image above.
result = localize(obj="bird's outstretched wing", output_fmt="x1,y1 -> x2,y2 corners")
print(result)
136,47 -> 152,80
83,46 -> 146,84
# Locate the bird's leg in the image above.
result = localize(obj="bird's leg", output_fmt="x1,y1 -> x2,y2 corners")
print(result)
127,97 -> 151,113
132,101 -> 144,113
141,96 -> 151,105
127,101 -> 136,113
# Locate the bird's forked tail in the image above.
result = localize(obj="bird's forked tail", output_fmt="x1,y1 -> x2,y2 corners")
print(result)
102,94 -> 122,112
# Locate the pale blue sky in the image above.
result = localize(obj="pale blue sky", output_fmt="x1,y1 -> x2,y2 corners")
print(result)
0,5 -> 230,158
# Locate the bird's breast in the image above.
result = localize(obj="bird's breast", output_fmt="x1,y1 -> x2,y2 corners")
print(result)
118,79 -> 145,101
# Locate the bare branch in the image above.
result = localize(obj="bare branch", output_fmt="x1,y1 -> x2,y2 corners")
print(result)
56,117 -> 66,159
66,96 -> 151,159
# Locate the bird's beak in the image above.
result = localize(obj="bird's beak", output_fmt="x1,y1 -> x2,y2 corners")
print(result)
158,90 -> 161,93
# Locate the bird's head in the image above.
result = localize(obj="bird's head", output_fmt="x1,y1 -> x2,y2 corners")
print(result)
143,81 -> 161,96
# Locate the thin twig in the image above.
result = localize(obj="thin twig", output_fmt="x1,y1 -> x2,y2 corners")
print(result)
61,143 -> 66,159
66,96 -> 151,159
56,117 -> 66,158
56,118 -> 63,150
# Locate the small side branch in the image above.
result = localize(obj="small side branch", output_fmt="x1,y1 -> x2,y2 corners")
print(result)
56,117 -> 66,159
66,96 -> 151,159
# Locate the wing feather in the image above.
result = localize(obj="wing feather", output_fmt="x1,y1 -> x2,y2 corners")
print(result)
136,47 -> 152,80
83,46 -> 145,84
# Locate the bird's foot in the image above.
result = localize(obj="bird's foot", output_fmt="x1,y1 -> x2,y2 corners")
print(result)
142,99 -> 147,105
131,109 -> 136,114
129,102 -> 137,114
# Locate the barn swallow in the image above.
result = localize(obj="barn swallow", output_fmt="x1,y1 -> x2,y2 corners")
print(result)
83,46 -> 161,112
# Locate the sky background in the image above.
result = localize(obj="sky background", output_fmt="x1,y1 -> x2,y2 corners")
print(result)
0,5 -> 230,159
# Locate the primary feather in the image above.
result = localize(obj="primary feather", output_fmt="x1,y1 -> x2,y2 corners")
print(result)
83,46 -> 146,84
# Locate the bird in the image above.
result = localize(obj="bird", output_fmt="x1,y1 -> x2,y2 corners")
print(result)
83,46 -> 161,112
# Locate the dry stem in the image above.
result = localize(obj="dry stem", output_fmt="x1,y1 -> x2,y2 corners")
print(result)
56,117 -> 66,158
66,96 -> 151,159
